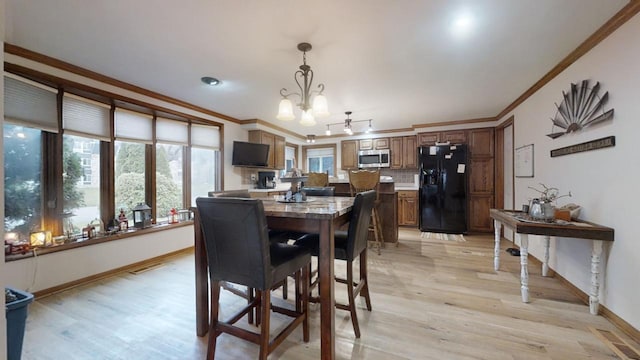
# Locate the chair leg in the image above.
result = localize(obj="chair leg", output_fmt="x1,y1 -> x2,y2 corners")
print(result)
359,250 -> 372,311
282,278 -> 288,299
247,287 -> 255,324
258,290 -> 270,360
370,209 -> 382,255
208,280 -> 221,359
301,265 -> 310,342
346,260 -> 361,338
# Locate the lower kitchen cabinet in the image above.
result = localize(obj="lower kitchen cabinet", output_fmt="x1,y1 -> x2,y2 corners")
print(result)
397,190 -> 418,227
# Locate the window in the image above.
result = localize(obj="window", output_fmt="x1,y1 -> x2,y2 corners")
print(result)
3,124 -> 43,241
3,71 -> 224,249
63,135 -> 101,233
305,147 -> 335,176
190,124 -> 220,206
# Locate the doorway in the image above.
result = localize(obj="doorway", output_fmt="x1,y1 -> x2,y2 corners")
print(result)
495,117 -> 514,240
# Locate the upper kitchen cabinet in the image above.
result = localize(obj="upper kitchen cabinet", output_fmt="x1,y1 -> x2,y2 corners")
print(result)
248,130 -> 285,169
468,128 -> 495,157
417,130 -> 467,146
341,140 -> 359,170
359,138 -> 389,150
390,136 -> 417,169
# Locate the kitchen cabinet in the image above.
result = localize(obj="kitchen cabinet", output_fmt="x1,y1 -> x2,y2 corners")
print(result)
417,130 -> 467,146
397,190 -> 418,227
468,128 -> 494,157
390,136 -> 417,169
341,140 -> 359,170
359,138 -> 389,150
248,130 -> 285,169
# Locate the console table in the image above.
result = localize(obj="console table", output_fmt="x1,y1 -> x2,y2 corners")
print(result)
490,209 -> 614,315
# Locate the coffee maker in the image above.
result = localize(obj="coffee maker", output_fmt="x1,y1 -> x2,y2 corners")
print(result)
257,171 -> 276,189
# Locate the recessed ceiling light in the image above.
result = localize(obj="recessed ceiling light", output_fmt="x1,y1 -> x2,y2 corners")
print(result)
201,76 -> 221,86
451,12 -> 474,37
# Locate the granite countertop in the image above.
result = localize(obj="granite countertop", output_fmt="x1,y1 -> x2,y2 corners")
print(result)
328,176 -> 394,184
395,183 -> 419,191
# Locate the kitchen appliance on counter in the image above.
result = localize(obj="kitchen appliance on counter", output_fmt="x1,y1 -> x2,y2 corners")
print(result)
419,144 -> 468,233
358,149 -> 390,168
257,171 -> 276,189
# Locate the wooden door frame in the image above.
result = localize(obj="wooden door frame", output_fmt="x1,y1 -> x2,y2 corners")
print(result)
495,116 -> 514,211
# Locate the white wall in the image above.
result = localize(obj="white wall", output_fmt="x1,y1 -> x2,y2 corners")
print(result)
5,226 -> 193,292
500,13 -> 640,329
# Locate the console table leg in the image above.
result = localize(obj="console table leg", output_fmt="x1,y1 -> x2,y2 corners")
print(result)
493,220 -> 501,271
518,233 -> 530,303
590,240 -> 603,315
542,235 -> 550,277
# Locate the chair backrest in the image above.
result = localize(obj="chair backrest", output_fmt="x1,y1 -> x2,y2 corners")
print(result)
346,190 -> 376,259
301,186 -> 335,196
195,197 -> 272,290
349,169 -> 380,197
306,172 -> 329,187
208,189 -> 251,198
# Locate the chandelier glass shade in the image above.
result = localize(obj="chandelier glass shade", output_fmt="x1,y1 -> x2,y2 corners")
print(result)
276,42 -> 329,126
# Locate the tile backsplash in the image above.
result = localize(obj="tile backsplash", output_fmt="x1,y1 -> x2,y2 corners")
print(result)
381,168 -> 419,184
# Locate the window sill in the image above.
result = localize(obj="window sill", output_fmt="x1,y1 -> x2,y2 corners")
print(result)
5,221 -> 193,262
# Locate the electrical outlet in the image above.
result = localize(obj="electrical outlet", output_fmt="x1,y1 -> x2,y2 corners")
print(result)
250,174 -> 257,182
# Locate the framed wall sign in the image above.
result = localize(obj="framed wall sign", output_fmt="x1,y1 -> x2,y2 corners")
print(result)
515,144 -> 534,178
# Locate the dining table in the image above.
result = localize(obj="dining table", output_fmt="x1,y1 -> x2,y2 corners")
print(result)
194,195 -> 355,360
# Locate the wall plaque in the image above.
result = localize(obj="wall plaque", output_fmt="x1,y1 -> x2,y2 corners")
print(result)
550,136 -> 615,157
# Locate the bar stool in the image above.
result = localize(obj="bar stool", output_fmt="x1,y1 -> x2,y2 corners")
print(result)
349,169 -> 384,254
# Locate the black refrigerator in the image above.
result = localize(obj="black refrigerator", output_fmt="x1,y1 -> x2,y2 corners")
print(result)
419,145 -> 468,234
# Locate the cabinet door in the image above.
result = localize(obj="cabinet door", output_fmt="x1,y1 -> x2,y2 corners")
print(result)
341,140 -> 358,170
374,138 -> 390,149
469,158 -> 494,194
398,191 -> 418,226
417,132 -> 439,146
390,137 -> 403,169
274,135 -> 285,170
359,139 -> 373,150
468,128 -> 494,157
403,136 -> 418,169
441,130 -> 467,144
469,195 -> 493,232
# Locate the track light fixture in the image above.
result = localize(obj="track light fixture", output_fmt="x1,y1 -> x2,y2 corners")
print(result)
323,111 -> 373,136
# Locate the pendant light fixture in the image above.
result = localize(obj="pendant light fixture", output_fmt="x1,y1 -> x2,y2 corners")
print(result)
277,42 -> 329,126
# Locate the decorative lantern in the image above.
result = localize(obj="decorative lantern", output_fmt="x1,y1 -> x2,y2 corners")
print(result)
132,203 -> 152,229
90,218 -> 104,236
178,209 -> 191,222
169,208 -> 179,224
29,230 -> 52,247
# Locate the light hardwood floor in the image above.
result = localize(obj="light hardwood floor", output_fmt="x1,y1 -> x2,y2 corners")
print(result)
21,229 -> 638,359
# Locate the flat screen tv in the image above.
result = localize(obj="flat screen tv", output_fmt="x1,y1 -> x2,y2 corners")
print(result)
232,141 -> 270,167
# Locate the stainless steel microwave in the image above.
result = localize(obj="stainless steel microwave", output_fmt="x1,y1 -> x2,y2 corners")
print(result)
358,149 -> 390,168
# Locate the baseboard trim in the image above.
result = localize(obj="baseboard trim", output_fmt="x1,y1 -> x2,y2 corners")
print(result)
521,248 -> 639,344
32,247 -> 194,299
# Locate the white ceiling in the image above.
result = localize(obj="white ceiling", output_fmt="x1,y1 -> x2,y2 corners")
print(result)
4,0 -> 629,137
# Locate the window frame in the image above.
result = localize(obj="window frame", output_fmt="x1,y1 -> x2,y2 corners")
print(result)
302,144 -> 337,176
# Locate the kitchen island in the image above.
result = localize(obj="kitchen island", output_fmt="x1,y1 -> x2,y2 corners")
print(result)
328,177 -> 398,245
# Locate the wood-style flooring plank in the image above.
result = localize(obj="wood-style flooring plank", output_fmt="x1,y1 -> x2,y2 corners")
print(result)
20,229 -> 637,359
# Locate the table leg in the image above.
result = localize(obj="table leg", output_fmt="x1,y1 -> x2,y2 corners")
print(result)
590,240 -> 604,315
542,235 -> 550,277
493,220 -> 501,271
318,219 -> 336,359
194,211 -> 209,336
518,233 -> 530,303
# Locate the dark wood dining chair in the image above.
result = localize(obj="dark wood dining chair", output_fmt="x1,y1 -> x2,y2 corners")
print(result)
301,186 -> 335,196
294,190 -> 375,338
195,197 -> 311,359
349,169 -> 384,254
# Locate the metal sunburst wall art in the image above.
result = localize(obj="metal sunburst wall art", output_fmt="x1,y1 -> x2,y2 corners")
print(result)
547,80 -> 614,139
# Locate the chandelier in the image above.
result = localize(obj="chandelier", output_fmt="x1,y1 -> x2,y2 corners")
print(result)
276,42 -> 329,126
324,111 -> 373,136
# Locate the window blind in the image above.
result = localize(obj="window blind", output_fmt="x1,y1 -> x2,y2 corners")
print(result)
156,117 -> 188,145
114,108 -> 153,143
62,93 -> 111,141
4,74 -> 59,133
307,147 -> 334,157
191,124 -> 220,149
